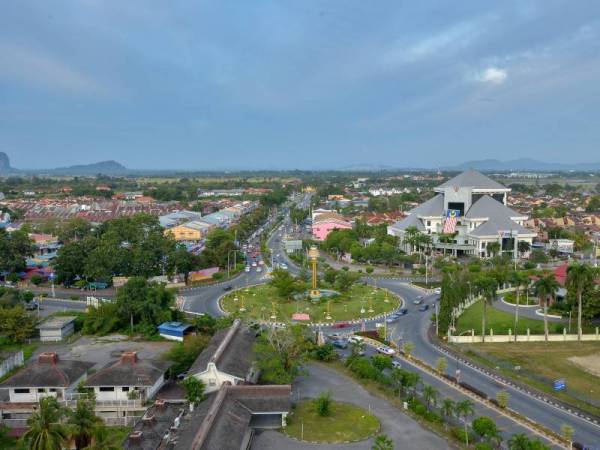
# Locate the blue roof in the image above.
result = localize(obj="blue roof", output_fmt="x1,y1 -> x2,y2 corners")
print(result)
158,321 -> 192,332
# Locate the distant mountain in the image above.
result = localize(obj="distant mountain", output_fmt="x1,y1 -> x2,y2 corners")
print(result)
47,160 -> 130,175
445,158 -> 600,172
0,152 -> 12,173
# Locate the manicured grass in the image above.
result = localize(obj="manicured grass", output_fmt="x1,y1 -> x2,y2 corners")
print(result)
459,342 -> 600,417
283,400 -> 379,443
501,292 -> 538,306
221,284 -> 400,323
455,300 -> 566,335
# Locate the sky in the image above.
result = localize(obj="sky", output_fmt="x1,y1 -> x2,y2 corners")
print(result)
1,1 -> 599,170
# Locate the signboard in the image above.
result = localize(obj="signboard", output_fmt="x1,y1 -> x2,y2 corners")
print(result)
553,378 -> 566,391
498,230 -> 516,238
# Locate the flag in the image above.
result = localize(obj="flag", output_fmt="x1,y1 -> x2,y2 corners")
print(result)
443,209 -> 459,234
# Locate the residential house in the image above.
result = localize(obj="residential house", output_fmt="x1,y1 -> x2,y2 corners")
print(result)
0,352 -> 93,429
388,170 -> 536,258
165,220 -> 212,242
312,210 -> 352,241
188,319 -> 258,393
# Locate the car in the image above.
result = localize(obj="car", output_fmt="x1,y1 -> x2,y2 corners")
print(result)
223,286 -> 233,291
348,335 -> 363,344
244,266 -> 250,272
280,263 -> 288,270
376,346 -> 396,355
256,267 -> 262,273
433,287 -> 441,294
25,301 -> 39,311
385,315 -> 400,323
413,298 -> 423,305
418,304 -> 430,311
391,360 -> 402,369
251,261 -> 257,267
332,321 -> 350,328
396,308 -> 408,316
332,340 -> 348,349
176,371 -> 188,381
327,333 -> 342,340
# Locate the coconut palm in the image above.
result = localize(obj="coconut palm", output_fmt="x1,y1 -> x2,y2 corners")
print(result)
566,263 -> 595,341
486,241 -> 501,258
475,275 -> 498,342
83,425 -> 122,450
440,398 -> 455,421
509,270 -> 530,341
22,397 -> 68,450
455,399 -> 474,446
422,384 -> 438,410
67,397 -> 102,449
403,226 -> 420,255
534,274 -> 560,341
507,433 -> 531,450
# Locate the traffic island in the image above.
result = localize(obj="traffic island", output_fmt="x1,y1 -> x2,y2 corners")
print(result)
282,400 -> 380,443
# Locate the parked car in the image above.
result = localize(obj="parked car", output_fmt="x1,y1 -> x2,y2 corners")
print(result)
348,335 -> 363,344
332,321 -> 350,329
280,263 -> 288,270
418,304 -> 430,311
433,287 -> 441,294
392,360 -> 402,369
256,267 -> 262,273
223,286 -> 233,291
385,315 -> 400,324
327,333 -> 342,340
376,346 -> 396,355
396,308 -> 408,316
25,301 -> 39,311
244,266 -> 250,272
332,340 -> 348,349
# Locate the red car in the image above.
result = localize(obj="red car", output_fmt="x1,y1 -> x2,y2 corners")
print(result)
332,322 -> 350,329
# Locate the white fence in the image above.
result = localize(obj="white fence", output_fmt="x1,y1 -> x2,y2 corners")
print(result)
0,350 -> 23,378
449,327 -> 600,344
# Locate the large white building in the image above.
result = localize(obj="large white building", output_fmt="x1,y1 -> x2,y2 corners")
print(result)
388,170 -> 536,258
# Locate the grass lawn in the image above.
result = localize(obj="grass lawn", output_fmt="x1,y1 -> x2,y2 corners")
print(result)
283,400 -> 379,443
221,284 -> 400,323
455,300 -> 566,335
501,292 -> 538,306
459,342 -> 600,417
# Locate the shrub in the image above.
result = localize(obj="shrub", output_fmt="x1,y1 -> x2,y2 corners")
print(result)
312,344 -> 338,362
450,427 -> 469,443
212,272 -> 224,280
365,266 -> 374,274
371,354 -> 393,371
315,391 -> 332,417
30,274 -> 44,286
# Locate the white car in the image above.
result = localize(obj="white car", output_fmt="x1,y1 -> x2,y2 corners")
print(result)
256,267 -> 262,273
433,287 -> 441,294
376,346 -> 396,356
244,266 -> 250,273
280,263 -> 288,270
348,335 -> 363,344
251,262 -> 257,267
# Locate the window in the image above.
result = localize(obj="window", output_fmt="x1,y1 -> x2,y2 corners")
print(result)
209,378 -> 216,386
49,388 -> 57,392
122,387 -> 130,392
426,220 -> 431,226
99,387 -> 114,392
37,388 -> 45,393
14,389 -> 30,394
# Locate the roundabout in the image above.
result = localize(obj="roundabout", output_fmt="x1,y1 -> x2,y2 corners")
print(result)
220,283 -> 401,324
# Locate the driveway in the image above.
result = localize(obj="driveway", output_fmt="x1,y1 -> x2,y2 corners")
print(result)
251,363 -> 450,450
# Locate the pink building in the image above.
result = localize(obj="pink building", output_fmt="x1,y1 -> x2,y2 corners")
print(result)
312,212 -> 352,241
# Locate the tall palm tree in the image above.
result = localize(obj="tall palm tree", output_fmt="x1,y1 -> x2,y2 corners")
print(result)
440,398 -> 455,421
509,270 -> 529,342
422,384 -> 438,410
475,275 -> 498,342
83,426 -> 122,450
403,226 -> 420,255
566,263 -> 595,341
67,397 -> 102,449
22,397 -> 68,450
486,241 -> 501,258
507,432 -> 533,450
455,399 -> 474,446
534,274 -> 560,341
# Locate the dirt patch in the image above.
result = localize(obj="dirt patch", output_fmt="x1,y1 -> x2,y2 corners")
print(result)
568,354 -> 600,378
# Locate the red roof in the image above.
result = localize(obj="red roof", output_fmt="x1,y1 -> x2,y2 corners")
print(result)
292,313 -> 310,321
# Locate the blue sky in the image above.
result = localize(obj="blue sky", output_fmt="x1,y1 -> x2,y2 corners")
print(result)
1,1 -> 599,170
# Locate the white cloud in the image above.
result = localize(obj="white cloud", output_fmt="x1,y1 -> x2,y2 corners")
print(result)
0,43 -> 105,96
477,67 -> 507,85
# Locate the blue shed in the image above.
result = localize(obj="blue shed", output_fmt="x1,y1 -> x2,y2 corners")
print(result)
158,321 -> 193,341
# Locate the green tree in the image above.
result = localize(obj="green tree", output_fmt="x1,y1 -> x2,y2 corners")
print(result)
486,241 -> 501,258
496,390 -> 510,409
560,424 -> 574,445
534,274 -> 560,341
422,384 -> 438,410
315,391 -> 332,417
82,425 -> 122,450
566,263 -> 596,341
475,275 -> 498,342
371,354 -> 393,371
472,416 -> 501,445
22,397 -> 68,450
440,398 -> 455,420
372,433 -> 394,450
0,306 -> 35,343
0,228 -> 34,274
181,377 -> 205,406
67,397 -> 102,450
436,357 -> 448,374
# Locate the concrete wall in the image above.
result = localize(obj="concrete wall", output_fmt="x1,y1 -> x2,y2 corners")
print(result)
0,351 -> 23,378
449,328 -> 600,344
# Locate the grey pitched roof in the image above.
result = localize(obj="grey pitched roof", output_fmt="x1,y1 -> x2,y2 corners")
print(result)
85,354 -> 171,387
123,401 -> 188,450
388,213 -> 425,233
436,170 -> 508,191
174,385 -> 291,450
468,214 -> 534,238
189,320 -> 255,379
465,195 -> 525,220
0,355 -> 94,388
408,194 -> 444,217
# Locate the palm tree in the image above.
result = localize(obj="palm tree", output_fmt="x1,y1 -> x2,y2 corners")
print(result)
83,426 -> 122,450
67,397 -> 102,449
486,241 -> 501,258
455,399 -> 474,446
22,397 -> 68,450
440,398 -> 455,422
422,384 -> 438,410
517,241 -> 531,258
534,274 -> 560,341
372,433 -> 394,450
566,263 -> 595,341
508,433 -> 531,450
475,275 -> 498,342
509,270 -> 529,341
403,226 -> 420,255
